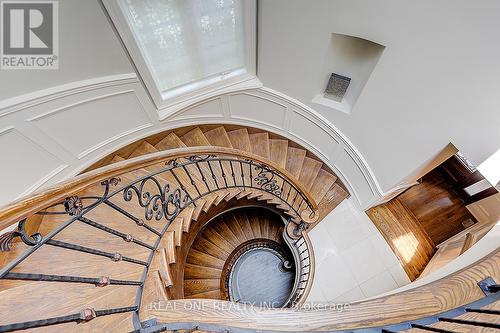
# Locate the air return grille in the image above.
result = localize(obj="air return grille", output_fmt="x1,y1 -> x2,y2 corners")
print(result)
325,73 -> 351,102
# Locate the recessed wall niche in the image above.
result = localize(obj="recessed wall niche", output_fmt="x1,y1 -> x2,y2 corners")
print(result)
312,33 -> 385,114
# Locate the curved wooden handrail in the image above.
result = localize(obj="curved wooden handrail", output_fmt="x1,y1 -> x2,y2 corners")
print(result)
149,247 -> 500,331
0,147 -> 317,232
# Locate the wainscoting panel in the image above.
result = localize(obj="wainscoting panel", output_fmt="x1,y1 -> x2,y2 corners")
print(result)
30,90 -> 152,158
0,128 -> 66,204
336,148 -> 376,205
0,75 -> 384,209
168,97 -> 225,122
227,92 -> 287,129
288,111 -> 340,160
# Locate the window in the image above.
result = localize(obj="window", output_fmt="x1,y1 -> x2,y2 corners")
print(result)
104,0 -> 257,114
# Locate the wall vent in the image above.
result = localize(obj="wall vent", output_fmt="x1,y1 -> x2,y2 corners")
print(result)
324,73 -> 351,102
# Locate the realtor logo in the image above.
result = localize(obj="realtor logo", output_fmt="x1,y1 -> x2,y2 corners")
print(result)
1,1 -> 58,69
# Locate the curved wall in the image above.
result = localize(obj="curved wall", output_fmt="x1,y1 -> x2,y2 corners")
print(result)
0,74 -> 382,209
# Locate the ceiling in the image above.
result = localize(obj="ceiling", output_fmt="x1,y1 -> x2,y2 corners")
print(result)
257,0 -> 500,191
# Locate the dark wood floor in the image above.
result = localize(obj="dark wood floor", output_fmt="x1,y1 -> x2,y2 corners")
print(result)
398,168 -> 475,245
367,199 -> 435,281
367,166 -> 477,280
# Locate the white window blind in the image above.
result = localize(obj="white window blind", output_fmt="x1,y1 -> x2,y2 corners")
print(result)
119,0 -> 246,94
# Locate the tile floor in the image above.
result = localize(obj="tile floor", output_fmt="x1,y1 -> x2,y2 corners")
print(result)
305,198 -> 411,303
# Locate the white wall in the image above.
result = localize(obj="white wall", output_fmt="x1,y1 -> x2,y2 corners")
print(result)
0,78 -> 380,209
0,0 -> 133,100
306,198 -> 409,303
258,0 -> 500,192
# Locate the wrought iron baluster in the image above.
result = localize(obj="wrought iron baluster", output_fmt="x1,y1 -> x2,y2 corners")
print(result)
285,183 -> 293,204
206,160 -> 219,190
182,165 -> 201,197
0,306 -> 138,332
104,200 -> 161,237
46,239 -> 147,266
170,168 -> 194,205
438,317 -> 500,329
229,160 -> 236,186
218,160 -> 228,187
240,161 -> 245,189
78,217 -> 155,251
296,198 -> 306,213
194,162 -> 210,192
3,272 -> 142,286
290,191 -> 299,210
249,161 -> 253,188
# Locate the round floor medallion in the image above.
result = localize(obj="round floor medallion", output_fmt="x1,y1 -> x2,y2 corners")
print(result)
225,240 -> 295,308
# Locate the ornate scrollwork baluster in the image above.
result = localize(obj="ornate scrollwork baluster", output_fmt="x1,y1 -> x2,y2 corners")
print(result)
252,162 -> 282,196
123,175 -> 189,221
0,219 -> 42,252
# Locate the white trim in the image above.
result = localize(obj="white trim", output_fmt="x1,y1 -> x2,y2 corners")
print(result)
0,73 -> 138,117
259,87 -> 386,199
0,126 -> 68,199
102,0 -> 258,114
226,91 -> 287,130
28,89 -> 154,159
158,76 -> 262,121
0,73 -> 384,209
77,123 -> 153,159
17,164 -> 68,199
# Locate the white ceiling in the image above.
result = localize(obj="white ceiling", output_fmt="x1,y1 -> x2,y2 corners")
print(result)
257,0 -> 500,191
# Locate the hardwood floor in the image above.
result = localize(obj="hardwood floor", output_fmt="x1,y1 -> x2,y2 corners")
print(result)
367,166 -> 480,280
398,168 -> 476,245
367,199 -> 435,281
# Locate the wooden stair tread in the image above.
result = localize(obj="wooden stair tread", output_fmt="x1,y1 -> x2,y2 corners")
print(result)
213,190 -> 230,205
213,221 -> 240,248
260,215 -> 270,239
192,237 -> 231,261
162,231 -> 176,263
184,264 -> 222,279
317,183 -> 349,221
0,282 -> 137,326
227,128 -> 251,151
168,217 -> 184,247
225,214 -> 249,243
128,141 -> 159,158
111,155 -> 126,163
184,279 -> 221,296
155,132 -> 187,150
310,168 -> 338,203
157,248 -> 174,289
298,157 -> 323,191
192,199 -> 206,221
286,147 -> 307,179
248,212 -> 262,238
234,212 -> 255,240
224,189 -> 242,201
187,249 -> 225,269
179,206 -> 195,232
185,289 -> 221,299
181,127 -> 211,146
269,139 -> 288,168
52,222 -> 151,262
248,132 -> 270,159
202,228 -> 236,254
202,194 -> 218,213
203,127 -> 233,148
8,245 -> 142,281
76,201 -> 159,244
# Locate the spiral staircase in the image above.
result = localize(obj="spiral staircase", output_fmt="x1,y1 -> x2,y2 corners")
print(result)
86,125 -> 350,222
0,125 -> 498,333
